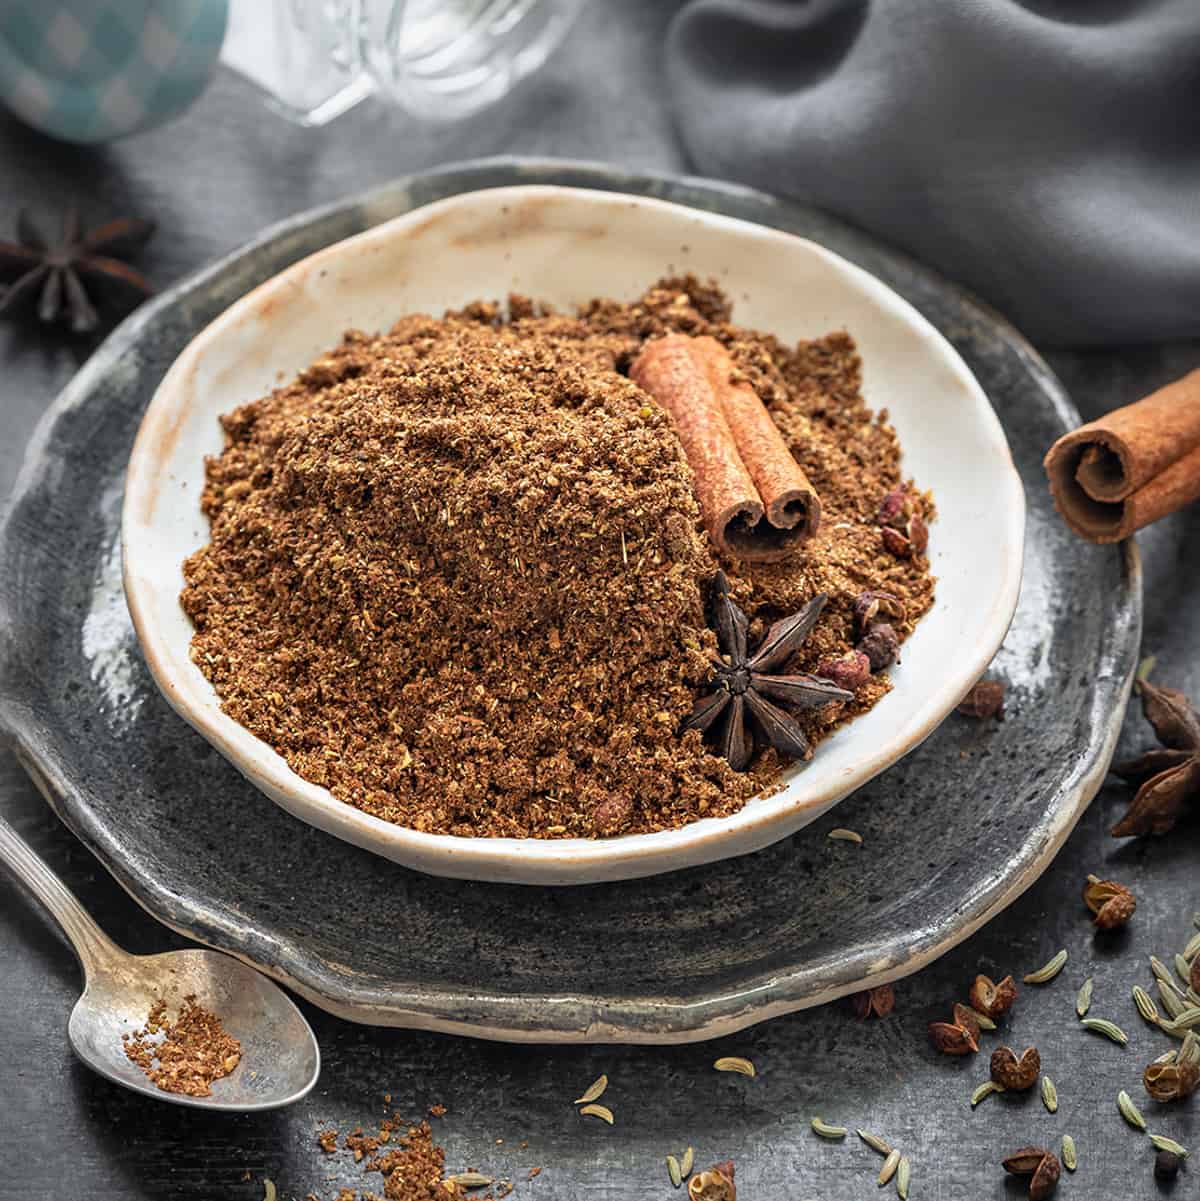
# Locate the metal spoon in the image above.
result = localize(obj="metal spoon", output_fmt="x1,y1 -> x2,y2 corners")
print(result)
0,813 -> 320,1110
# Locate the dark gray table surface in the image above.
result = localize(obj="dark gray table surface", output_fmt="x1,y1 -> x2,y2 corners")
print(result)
0,3 -> 1197,1197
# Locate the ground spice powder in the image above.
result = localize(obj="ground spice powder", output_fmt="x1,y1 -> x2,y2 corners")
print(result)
122,995 -> 242,1097
182,278 -> 933,838
313,1113 -> 496,1201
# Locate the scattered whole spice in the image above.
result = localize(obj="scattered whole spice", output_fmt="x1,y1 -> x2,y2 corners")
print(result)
857,622 -> 900,673
852,590 -> 905,634
181,278 -> 935,839
850,984 -> 895,1019
952,1002 -> 982,1043
956,679 -> 1006,719
969,973 -> 1017,1018
877,487 -> 929,558
0,206 -> 155,333
810,1117 -> 848,1139
573,1074 -> 608,1105
683,573 -> 851,769
1149,1134 -> 1189,1159
713,1056 -> 756,1077
1132,985 -> 1161,1025
990,1045 -> 1040,1091
1060,1135 -> 1077,1172
857,1130 -> 892,1155
828,827 -> 863,845
1117,1088 -> 1147,1130
1023,950 -> 1068,985
815,649 -> 872,692
1155,1149 -> 1182,1181
1144,1055 -> 1200,1102
1003,1147 -> 1061,1201
971,1080 -> 1004,1107
579,1104 -> 615,1125
929,1010 -> 980,1056
122,995 -> 241,1097
878,1148 -> 901,1185
687,1160 -> 735,1201
1075,976 -> 1094,1018
1080,1017 -> 1128,1045
1110,679 -> 1200,837
1082,875 -> 1136,928
629,333 -> 822,560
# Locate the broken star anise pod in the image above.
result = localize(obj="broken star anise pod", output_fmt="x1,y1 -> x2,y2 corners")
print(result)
1110,679 -> 1200,837
0,206 -> 155,334
684,571 -> 852,771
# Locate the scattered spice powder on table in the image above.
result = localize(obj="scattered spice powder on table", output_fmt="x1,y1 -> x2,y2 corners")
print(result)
122,995 -> 241,1097
314,1110 -> 499,1200
182,277 -> 934,839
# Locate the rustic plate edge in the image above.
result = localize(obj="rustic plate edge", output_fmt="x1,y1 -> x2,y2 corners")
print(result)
0,156 -> 1144,1042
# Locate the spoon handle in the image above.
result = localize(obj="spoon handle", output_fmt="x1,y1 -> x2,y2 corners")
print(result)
0,813 -> 122,977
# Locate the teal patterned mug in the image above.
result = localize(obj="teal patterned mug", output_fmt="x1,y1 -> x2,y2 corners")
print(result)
0,0 -> 227,143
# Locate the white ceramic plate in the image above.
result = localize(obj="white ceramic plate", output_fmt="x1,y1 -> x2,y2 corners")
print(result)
122,185 -> 1025,885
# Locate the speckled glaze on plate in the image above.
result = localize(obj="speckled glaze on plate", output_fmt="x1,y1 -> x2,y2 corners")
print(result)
0,159 -> 1141,1042
122,183 -> 1023,885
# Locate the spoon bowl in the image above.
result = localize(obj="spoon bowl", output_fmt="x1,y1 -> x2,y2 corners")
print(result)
1,814 -> 320,1110
69,947 -> 320,1111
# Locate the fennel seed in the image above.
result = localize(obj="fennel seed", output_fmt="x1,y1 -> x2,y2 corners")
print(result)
858,1130 -> 893,1155
971,1080 -> 1004,1107
1149,1135 -> 1189,1158
811,1117 -> 848,1139
1081,1017 -> 1128,1045
714,1056 -> 756,1077
1061,1134 -> 1077,1172
1177,954 -> 1194,986
878,1149 -> 901,1186
1024,949 -> 1068,984
1117,1089 -> 1146,1131
1158,978 -> 1189,1019
1133,985 -> 1160,1025
970,1007 -> 997,1031
1041,1075 -> 1058,1113
680,1146 -> 694,1178
579,1104 -> 614,1125
448,1173 -> 495,1188
897,1155 -> 911,1200
1151,955 -> 1175,986
667,1155 -> 682,1189
574,1074 -> 608,1105
1076,976 -> 1093,1018
828,828 -> 863,845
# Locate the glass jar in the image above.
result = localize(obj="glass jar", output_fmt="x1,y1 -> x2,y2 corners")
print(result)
222,0 -> 589,126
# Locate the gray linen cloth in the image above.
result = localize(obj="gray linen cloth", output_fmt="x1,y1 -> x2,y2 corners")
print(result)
666,0 -> 1200,345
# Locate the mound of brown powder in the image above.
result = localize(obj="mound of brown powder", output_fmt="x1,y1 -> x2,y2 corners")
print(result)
181,278 -> 933,838
122,995 -> 242,1097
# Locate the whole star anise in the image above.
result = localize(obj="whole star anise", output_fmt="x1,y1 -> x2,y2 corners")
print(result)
684,571 -> 852,771
0,206 -> 155,333
1110,679 -> 1200,837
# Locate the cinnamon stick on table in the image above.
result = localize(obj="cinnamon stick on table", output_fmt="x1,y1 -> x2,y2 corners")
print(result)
631,334 -> 821,561
1044,368 -> 1200,543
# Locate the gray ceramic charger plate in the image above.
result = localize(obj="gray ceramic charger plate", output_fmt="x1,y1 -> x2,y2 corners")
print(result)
0,158 -> 1141,1043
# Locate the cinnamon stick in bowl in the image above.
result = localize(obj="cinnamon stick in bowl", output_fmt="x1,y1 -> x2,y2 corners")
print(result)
1044,368 -> 1200,543
631,334 -> 821,561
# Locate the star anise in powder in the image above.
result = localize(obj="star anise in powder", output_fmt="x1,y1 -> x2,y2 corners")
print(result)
0,206 -> 155,333
684,571 -> 852,771
1110,680 -> 1200,837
